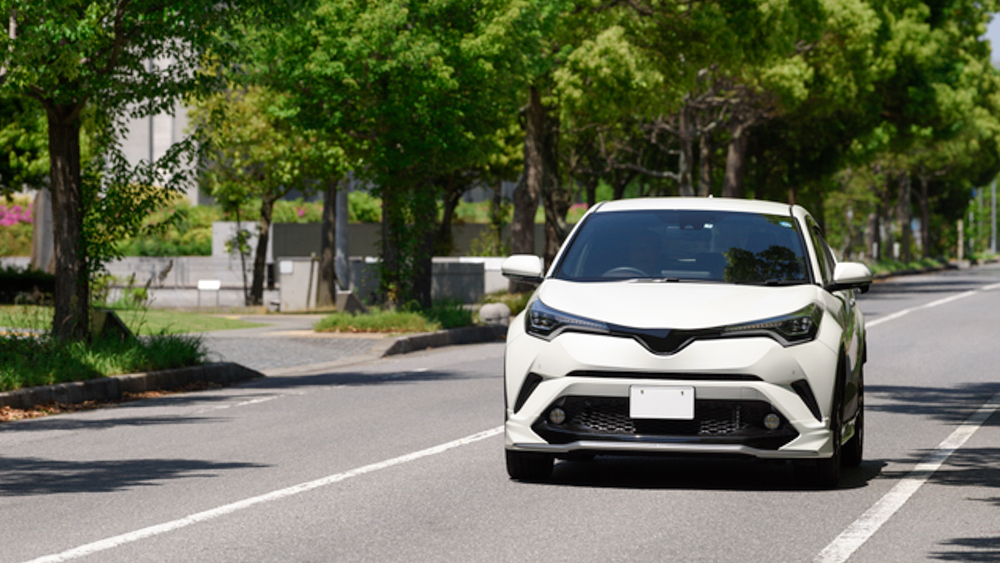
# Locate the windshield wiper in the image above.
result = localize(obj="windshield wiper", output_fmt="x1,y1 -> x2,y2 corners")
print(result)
732,279 -> 807,286
763,279 -> 807,286
623,277 -> 682,283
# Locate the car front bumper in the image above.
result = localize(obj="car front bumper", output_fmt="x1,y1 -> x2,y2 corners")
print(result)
504,325 -> 840,460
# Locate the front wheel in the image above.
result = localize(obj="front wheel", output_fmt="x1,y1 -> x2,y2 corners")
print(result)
506,450 -> 553,481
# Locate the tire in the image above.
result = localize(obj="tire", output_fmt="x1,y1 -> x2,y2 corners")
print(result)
506,449 -> 553,481
842,373 -> 864,468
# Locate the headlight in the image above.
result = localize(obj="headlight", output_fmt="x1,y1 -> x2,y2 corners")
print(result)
525,299 -> 609,340
721,303 -> 822,346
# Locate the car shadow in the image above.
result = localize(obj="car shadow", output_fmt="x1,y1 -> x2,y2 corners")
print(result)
533,455 -> 885,492
0,455 -> 265,496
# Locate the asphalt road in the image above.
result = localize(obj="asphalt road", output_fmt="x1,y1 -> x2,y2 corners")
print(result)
3,265 -> 1000,562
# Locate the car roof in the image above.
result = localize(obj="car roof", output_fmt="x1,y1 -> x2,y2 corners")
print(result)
593,197 -> 799,217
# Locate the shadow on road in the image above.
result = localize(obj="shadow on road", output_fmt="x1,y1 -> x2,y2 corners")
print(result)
867,383 -> 1000,426
246,369 -> 481,390
931,535 -> 1000,562
0,455 -> 265,496
0,413 -> 224,433
530,455 -> 884,492
880,447 -> 1000,493
864,277 -> 990,298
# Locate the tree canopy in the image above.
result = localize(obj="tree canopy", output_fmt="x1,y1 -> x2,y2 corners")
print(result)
4,0 -> 999,320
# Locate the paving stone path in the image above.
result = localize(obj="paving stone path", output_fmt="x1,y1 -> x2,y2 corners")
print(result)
197,315 -> 390,373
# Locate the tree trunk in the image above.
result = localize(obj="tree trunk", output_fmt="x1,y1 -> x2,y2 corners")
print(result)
697,132 -> 712,197
539,95 -> 567,268
412,188 -> 437,309
917,176 -> 931,258
583,179 -> 595,208
897,173 -> 912,263
678,103 -> 694,197
722,123 -> 748,199
46,104 -> 89,341
317,179 -> 338,308
435,175 -> 463,257
250,195 -> 276,306
492,180 -> 507,255
380,185 -> 402,306
509,86 -> 544,292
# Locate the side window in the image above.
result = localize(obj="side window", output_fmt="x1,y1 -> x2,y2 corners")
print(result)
806,217 -> 835,285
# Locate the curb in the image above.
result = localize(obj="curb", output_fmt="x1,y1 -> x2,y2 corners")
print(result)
0,362 -> 262,411
1,325 -> 508,412
382,324 -> 508,356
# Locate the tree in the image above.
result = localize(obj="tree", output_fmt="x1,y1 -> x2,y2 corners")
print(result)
0,0 -> 278,340
258,0 -> 535,307
191,85 -> 344,306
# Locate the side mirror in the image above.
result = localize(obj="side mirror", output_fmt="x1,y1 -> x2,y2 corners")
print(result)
827,262 -> 873,294
501,255 -> 545,285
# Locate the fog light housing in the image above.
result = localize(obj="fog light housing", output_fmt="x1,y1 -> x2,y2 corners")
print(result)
763,413 -> 781,430
549,407 -> 567,425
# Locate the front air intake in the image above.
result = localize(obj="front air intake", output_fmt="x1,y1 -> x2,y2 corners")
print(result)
513,373 -> 543,413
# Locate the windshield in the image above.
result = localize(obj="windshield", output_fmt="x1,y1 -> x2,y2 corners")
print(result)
553,209 -> 811,285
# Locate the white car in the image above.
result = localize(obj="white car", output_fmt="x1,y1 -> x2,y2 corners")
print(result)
501,197 -> 871,488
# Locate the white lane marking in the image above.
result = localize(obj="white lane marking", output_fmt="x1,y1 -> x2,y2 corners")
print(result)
814,391 -> 1000,563
210,396 -> 279,411
23,426 -> 504,563
866,283 -> 998,329
816,280 -> 1000,562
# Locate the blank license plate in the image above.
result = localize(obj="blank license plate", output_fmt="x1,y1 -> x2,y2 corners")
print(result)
629,386 -> 695,420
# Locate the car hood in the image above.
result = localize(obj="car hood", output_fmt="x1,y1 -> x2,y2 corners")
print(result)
535,279 -> 820,329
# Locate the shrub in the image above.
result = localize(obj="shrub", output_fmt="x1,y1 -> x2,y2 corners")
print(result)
314,309 -> 438,333
272,198 -> 323,223
0,196 -> 34,256
116,199 -> 220,256
349,191 -> 382,223
480,290 -> 532,317
0,331 -> 206,392
419,299 -> 474,329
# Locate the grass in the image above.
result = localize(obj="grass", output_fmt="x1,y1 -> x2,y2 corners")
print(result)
314,299 -> 475,333
113,308 -> 265,334
314,309 -> 440,334
0,332 -> 207,392
868,257 -> 945,276
0,305 -> 264,335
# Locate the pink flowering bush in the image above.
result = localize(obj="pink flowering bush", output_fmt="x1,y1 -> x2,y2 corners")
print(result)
0,198 -> 34,256
0,202 -> 33,227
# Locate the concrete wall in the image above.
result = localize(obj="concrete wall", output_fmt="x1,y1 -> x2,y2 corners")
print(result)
276,257 -> 493,310
264,222 -> 548,258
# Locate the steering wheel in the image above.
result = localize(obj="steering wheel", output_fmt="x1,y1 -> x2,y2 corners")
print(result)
603,266 -> 649,278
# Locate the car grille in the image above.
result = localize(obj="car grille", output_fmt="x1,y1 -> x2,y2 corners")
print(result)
533,396 -> 798,450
